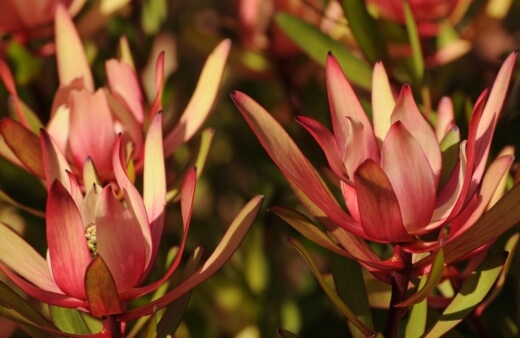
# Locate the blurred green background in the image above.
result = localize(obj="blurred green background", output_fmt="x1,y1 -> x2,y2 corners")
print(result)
2,0 -> 520,337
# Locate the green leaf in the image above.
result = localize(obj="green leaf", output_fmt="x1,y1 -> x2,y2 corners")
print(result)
275,12 -> 372,90
144,312 -> 158,338
236,47 -> 273,73
271,207 -> 349,256
287,237 -> 378,337
438,128 -> 460,189
0,305 -> 59,338
8,97 -> 43,134
0,189 -> 45,218
404,276 -> 428,338
141,0 -> 167,35
342,0 -> 388,64
397,249 -> 444,307
156,246 -> 204,337
49,307 -> 91,334
476,233 -> 520,314
365,274 -> 392,308
126,247 -> 180,338
118,195 -> 264,321
271,205 -> 398,272
0,281 -> 60,337
425,252 -> 507,338
403,0 -> 424,83
7,42 -> 41,86
331,254 -> 374,338
244,225 -> 269,294
84,256 -> 122,317
167,128 -> 215,203
79,313 -> 102,336
0,282 -> 106,337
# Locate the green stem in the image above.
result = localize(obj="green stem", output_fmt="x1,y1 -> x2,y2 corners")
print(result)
383,247 -> 413,338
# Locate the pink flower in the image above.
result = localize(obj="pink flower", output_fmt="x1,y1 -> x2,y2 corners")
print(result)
0,113 -> 263,323
0,4 -> 231,184
0,0 -> 85,36
232,51 -> 516,273
0,114 -> 171,315
368,0 -> 464,37
237,0 -> 321,57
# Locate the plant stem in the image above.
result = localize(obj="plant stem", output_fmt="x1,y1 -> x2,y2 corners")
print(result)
103,315 -> 122,338
383,247 -> 413,338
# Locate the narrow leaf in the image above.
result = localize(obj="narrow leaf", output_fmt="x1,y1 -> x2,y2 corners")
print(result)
342,0 -> 388,64
0,285 -> 104,337
271,207 -> 350,257
0,118 -> 44,178
163,39 -> 231,155
443,184 -> 520,263
0,281 -> 57,331
397,249 -> 444,307
438,127 -> 460,189
156,246 -> 204,337
231,91 -> 365,239
0,189 -> 45,218
476,233 -> 519,314
331,254 -> 374,338
117,195 -> 264,320
166,128 -> 215,203
275,12 -> 372,90
50,306 -> 91,334
125,247 -> 179,338
7,89 -> 43,133
287,238 -> 378,337
403,0 -> 424,83
55,3 -> 94,90
144,312 -> 158,338
404,276 -> 428,338
425,252 -> 506,338
0,305 -> 60,338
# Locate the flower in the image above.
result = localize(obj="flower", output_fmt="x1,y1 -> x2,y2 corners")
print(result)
367,0 -> 465,37
237,0 -> 321,57
232,51 -> 516,274
0,114 -> 171,315
0,3 -> 231,184
0,0 -> 85,36
0,113 -> 264,322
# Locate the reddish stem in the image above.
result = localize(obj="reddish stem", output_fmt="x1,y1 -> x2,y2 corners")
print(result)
383,246 -> 413,338
102,315 -> 122,338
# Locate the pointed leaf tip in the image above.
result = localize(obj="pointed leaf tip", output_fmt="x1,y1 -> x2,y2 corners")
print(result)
55,2 -> 93,91
233,91 -> 365,238
117,195 -> 263,320
163,39 -> 231,155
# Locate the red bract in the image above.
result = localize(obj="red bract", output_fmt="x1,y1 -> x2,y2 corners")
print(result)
232,51 -> 516,273
0,3 -> 231,184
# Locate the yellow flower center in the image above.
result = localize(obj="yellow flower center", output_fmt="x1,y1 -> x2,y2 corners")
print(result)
85,223 -> 97,257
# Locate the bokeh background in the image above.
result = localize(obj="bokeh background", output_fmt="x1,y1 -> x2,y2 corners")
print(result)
2,0 -> 520,337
